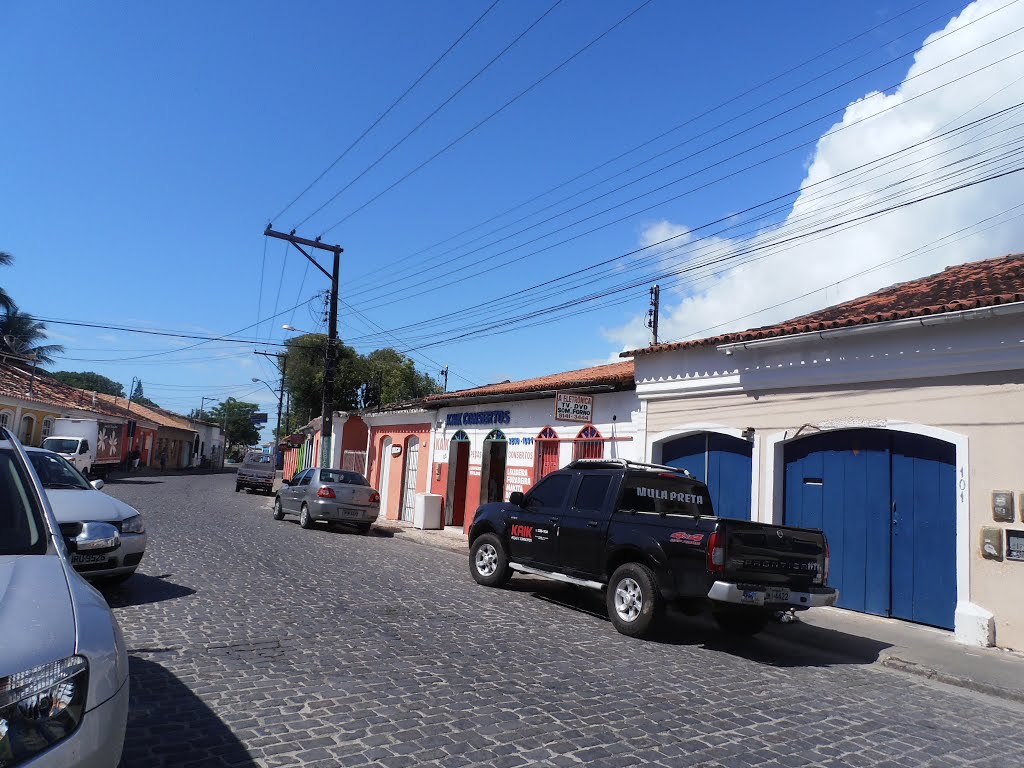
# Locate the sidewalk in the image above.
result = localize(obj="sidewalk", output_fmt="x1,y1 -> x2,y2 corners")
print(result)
371,518 -> 468,555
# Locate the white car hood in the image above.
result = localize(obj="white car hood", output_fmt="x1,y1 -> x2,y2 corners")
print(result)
46,488 -> 138,523
0,554 -> 76,677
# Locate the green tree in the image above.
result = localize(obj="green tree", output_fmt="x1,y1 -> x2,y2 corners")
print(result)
0,251 -> 14,312
207,397 -> 261,448
129,380 -> 159,408
0,307 -> 64,365
360,348 -> 441,409
52,370 -> 126,397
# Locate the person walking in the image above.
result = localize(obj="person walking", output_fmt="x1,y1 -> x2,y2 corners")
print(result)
158,448 -> 167,471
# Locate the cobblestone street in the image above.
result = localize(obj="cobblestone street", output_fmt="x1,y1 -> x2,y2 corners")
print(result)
103,472 -> 1020,768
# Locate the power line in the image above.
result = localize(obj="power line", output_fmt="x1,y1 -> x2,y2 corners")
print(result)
270,0 -> 503,225
318,0 -> 659,235
294,0 -> 566,230
344,0 -> 960,287
348,7 -> 1024,304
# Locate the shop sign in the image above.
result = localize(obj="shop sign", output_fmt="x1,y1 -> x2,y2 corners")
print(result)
554,392 -> 593,423
390,444 -> 403,457
1007,530 -> 1024,562
445,410 -> 511,427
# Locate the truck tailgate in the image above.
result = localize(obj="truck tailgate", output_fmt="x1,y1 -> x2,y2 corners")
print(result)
720,521 -> 826,587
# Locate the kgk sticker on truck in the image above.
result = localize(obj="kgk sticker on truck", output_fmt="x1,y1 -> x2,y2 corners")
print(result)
511,524 -> 534,542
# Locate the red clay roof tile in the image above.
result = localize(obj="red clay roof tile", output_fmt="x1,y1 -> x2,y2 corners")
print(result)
423,361 -> 634,402
624,252 -> 1024,357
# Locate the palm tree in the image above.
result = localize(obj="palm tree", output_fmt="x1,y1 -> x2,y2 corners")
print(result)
0,308 -> 63,365
0,251 -> 14,312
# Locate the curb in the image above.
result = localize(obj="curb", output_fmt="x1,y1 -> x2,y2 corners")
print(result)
880,654 -> 1024,704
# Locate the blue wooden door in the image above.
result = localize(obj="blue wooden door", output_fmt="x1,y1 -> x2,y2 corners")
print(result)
784,430 -> 956,629
662,432 -> 752,519
891,433 -> 956,629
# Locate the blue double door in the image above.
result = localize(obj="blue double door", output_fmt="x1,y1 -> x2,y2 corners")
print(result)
662,432 -> 753,520
784,429 -> 956,630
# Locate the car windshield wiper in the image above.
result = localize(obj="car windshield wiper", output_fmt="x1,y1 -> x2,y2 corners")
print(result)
45,482 -> 87,489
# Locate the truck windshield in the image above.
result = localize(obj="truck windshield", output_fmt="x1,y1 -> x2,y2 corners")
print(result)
42,438 -> 80,454
0,449 -> 49,555
621,475 -> 714,517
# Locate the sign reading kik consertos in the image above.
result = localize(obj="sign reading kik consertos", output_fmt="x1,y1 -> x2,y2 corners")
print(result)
554,392 -> 594,423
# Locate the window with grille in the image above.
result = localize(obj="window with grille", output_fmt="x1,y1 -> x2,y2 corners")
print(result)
572,425 -> 604,461
42,419 -> 53,439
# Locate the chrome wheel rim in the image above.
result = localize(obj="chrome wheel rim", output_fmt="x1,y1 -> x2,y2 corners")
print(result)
300,508 -> 309,525
614,577 -> 643,623
475,544 -> 498,576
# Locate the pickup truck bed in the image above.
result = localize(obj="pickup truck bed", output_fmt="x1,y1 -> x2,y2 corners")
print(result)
468,459 -> 838,638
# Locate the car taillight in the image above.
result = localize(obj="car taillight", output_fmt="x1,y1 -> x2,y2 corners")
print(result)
821,535 -> 830,585
369,491 -> 380,504
317,487 -> 336,499
706,530 -> 725,573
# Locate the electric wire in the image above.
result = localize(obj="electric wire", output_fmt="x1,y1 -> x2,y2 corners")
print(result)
269,0 -> 502,225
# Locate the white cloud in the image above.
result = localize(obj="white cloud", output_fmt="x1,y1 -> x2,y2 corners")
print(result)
605,0 -> 1024,352
96,333 -> 120,343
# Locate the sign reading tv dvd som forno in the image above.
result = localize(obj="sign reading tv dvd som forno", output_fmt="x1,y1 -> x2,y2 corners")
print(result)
554,392 -> 593,423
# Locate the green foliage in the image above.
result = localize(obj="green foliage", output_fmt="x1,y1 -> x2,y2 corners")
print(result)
206,397 -> 261,448
128,380 -> 159,408
0,251 -> 13,312
52,371 -> 126,397
0,307 -> 64,365
281,335 -> 441,424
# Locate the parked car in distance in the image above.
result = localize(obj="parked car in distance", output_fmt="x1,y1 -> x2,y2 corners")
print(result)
468,459 -> 838,639
236,450 -> 275,495
0,427 -> 129,768
274,467 -> 380,535
25,447 -> 147,584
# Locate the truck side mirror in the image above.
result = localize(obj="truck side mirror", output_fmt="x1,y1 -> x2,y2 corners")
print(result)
509,491 -> 525,506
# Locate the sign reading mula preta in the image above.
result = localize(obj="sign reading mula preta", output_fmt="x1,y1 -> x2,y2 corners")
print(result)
1007,530 -> 1024,562
554,392 -> 594,423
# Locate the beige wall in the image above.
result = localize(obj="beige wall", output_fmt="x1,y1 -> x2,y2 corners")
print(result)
645,370 -> 1024,650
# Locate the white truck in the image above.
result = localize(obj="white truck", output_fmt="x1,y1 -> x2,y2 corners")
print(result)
42,417 -> 126,478
235,450 -> 276,494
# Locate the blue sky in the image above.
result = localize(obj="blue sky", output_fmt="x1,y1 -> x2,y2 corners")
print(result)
4,0 -> 1021,442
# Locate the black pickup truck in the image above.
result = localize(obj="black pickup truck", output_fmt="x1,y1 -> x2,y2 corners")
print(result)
468,459 -> 838,638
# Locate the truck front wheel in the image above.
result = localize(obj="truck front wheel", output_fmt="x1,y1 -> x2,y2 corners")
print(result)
607,562 -> 663,639
713,608 -> 772,637
469,533 -> 511,587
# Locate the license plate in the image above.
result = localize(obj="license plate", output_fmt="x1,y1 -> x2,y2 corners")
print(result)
72,553 -> 108,565
766,587 -> 791,603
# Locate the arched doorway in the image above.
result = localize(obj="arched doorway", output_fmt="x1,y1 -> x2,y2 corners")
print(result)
378,437 -> 393,519
572,425 -> 603,461
445,430 -> 470,527
20,414 -> 35,445
535,426 -> 560,480
399,436 -> 420,522
661,431 -> 753,520
784,428 -> 956,629
479,429 -> 507,505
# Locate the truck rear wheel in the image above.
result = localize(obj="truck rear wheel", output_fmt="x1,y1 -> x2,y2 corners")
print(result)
469,533 -> 511,587
607,562 -> 662,639
713,608 -> 772,637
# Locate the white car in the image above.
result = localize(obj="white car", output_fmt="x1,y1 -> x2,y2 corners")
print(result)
1,427 -> 129,767
25,447 -> 147,584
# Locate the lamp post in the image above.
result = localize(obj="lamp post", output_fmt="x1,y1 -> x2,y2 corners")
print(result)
252,377 -> 283,457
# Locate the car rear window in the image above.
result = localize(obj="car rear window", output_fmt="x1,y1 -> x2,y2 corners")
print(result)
319,470 -> 368,486
621,475 -> 714,517
0,449 -> 48,555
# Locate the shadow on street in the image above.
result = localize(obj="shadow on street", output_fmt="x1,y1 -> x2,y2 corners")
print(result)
101,573 -> 196,608
510,577 -> 892,668
119,656 -> 257,768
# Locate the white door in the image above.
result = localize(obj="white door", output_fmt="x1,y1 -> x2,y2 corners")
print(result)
400,438 -> 419,522
378,437 -> 392,519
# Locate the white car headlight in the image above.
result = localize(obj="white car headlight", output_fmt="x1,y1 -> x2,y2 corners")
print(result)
121,514 -> 145,534
0,656 -> 88,766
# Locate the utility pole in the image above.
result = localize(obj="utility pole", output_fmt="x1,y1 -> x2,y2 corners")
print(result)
441,365 -> 449,393
254,350 -> 287,448
198,395 -> 213,422
646,284 -> 661,346
264,227 -> 343,468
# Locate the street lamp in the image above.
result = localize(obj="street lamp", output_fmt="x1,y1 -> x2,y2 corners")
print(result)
252,377 -> 284,451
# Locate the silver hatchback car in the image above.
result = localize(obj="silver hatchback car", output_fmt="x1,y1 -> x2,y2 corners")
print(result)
0,428 -> 129,768
274,467 -> 380,534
